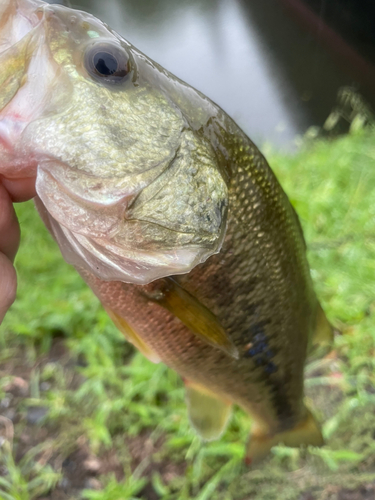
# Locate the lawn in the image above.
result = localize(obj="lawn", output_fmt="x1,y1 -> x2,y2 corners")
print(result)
1,129 -> 375,499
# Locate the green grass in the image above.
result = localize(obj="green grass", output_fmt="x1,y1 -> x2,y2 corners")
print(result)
0,441 -> 62,500
1,129 -> 375,499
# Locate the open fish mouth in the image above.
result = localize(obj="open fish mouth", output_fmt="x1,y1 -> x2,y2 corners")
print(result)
0,0 -> 59,177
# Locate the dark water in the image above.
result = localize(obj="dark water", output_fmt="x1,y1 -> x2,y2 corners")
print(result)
69,0 -> 375,149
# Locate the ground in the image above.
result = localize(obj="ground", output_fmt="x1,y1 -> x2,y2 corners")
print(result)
1,130 -> 375,499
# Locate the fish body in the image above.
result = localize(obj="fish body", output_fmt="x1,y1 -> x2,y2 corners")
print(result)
0,0 -> 333,460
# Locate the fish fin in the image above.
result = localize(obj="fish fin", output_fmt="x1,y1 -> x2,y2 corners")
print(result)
309,302 -> 335,359
148,278 -> 238,359
105,307 -> 161,364
246,408 -> 323,465
184,380 -> 232,441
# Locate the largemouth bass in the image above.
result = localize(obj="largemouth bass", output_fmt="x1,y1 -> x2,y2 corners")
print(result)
0,0 -> 333,462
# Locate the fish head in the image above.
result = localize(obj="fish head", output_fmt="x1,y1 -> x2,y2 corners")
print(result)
0,0 -> 229,284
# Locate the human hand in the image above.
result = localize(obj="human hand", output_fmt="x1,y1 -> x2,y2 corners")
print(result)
0,178 -> 37,324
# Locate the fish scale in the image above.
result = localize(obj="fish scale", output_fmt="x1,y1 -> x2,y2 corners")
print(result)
0,0 -> 334,461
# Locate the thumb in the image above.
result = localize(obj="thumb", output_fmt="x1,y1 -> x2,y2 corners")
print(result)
0,253 -> 17,325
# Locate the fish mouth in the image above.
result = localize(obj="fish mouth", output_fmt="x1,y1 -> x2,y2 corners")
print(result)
0,1 -> 68,178
0,0 -> 45,151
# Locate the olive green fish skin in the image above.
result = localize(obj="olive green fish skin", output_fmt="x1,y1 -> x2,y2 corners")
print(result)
68,117 -> 317,434
2,0 -> 328,440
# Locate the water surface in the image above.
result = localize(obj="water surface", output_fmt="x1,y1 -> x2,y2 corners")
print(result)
72,0 -> 374,149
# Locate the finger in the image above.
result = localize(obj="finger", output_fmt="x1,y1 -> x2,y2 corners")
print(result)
1,177 -> 37,202
0,183 -> 20,262
0,252 -> 17,325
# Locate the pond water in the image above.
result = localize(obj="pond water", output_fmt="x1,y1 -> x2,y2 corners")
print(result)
68,0 -> 374,149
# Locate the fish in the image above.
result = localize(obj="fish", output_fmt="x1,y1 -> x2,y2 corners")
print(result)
0,0 -> 334,462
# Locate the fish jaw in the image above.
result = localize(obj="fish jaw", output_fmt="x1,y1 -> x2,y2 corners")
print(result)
0,0 -> 71,179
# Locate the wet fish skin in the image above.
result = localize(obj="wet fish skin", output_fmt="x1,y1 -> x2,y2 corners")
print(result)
0,0 -> 333,461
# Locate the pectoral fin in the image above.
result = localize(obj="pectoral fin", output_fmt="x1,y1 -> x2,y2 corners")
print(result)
147,278 -> 238,359
184,380 -> 232,441
105,307 -> 160,364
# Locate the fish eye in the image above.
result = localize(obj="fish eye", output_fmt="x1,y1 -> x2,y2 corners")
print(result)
84,42 -> 131,85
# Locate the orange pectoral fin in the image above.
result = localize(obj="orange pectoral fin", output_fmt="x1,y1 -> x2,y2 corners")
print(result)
105,307 -> 161,364
147,278 -> 238,359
